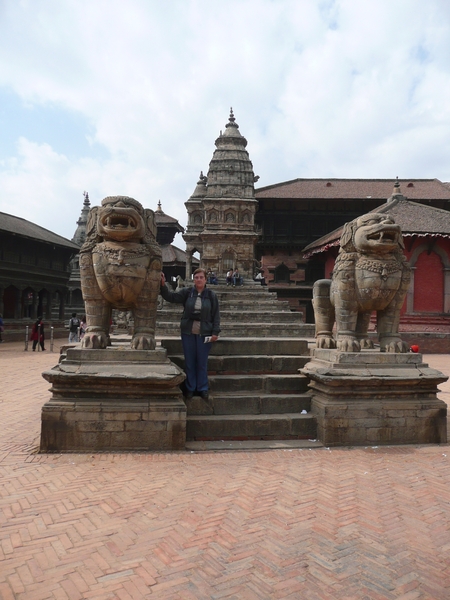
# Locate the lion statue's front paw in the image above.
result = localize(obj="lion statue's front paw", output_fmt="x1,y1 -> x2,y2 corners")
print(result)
131,334 -> 156,350
81,332 -> 109,349
336,337 -> 361,352
380,338 -> 410,353
316,335 -> 336,349
359,338 -> 374,349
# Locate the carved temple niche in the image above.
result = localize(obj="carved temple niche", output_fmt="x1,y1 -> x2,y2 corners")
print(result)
241,211 -> 252,224
192,213 -> 203,225
208,211 -> 218,223
224,211 -> 236,223
222,250 -> 236,272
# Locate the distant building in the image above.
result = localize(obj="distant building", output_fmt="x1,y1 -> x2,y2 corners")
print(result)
0,212 -> 78,320
66,191 -> 91,317
303,180 -> 450,330
154,200 -> 198,282
254,177 -> 450,320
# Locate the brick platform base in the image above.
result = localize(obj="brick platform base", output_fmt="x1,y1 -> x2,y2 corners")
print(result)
40,347 -> 186,452
302,349 -> 448,446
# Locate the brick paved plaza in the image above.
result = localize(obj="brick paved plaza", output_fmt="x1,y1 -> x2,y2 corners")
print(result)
1,340 -> 450,599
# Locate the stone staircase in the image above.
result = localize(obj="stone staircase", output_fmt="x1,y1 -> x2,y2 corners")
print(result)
156,280 -> 315,338
160,338 -> 318,449
157,281 -> 320,450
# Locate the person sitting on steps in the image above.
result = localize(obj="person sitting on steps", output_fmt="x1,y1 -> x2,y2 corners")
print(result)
254,269 -> 267,286
232,268 -> 243,287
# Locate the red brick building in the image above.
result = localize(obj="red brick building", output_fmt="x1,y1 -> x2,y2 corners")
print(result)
303,180 -> 450,334
254,177 -> 450,321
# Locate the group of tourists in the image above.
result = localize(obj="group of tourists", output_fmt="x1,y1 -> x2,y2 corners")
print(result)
226,268 -> 243,286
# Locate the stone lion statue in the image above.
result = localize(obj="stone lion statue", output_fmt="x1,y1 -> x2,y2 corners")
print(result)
79,196 -> 162,350
313,213 -> 411,353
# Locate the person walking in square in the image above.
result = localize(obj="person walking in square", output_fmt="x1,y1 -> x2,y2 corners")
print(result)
160,268 -> 220,400
30,317 -> 45,351
68,312 -> 80,343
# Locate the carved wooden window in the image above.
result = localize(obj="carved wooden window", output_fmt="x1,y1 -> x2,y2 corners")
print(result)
274,263 -> 291,283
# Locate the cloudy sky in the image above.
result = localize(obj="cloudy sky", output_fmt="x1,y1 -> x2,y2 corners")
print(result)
1,0 -> 450,246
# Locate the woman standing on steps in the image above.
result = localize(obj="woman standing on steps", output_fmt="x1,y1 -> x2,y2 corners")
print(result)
160,268 -> 220,400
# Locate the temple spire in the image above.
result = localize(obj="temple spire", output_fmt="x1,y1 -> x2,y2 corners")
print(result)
72,191 -> 91,245
393,176 -> 402,195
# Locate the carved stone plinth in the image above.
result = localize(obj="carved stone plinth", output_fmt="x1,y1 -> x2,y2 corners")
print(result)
301,349 -> 447,447
40,348 -> 186,452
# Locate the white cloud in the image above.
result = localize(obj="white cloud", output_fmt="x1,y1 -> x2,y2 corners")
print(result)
1,0 -> 450,242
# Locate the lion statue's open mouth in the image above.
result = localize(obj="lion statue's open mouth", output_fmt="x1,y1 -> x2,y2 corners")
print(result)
102,212 -> 139,231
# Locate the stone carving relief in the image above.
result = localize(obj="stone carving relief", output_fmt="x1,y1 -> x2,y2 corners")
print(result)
312,213 -> 411,353
79,196 -> 162,350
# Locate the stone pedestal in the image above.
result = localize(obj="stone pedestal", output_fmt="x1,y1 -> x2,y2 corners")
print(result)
40,347 -> 186,452
301,349 -> 447,447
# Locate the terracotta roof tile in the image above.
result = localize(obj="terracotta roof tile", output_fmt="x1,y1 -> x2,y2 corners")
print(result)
0,212 -> 79,249
303,196 -> 450,256
256,178 -> 450,200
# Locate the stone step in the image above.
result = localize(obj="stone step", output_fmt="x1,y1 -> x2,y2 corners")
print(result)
169,354 -> 310,374
186,412 -> 317,441
162,288 -> 284,301
185,439 -> 323,451
208,374 -> 310,394
159,297 -> 291,309
157,322 -> 315,337
158,310 -> 302,323
161,337 -> 309,356
186,393 -> 311,416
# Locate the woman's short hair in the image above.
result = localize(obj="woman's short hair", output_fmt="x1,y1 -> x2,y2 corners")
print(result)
193,268 -> 207,278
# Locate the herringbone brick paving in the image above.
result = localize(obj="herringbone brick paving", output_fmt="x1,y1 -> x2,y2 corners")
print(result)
1,341 -> 450,599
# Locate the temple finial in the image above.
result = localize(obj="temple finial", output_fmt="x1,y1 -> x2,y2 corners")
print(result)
83,191 -> 90,206
229,107 -> 235,123
393,176 -> 401,195
157,200 -> 162,212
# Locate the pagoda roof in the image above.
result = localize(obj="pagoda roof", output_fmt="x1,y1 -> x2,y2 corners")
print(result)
161,244 -> 198,266
303,187 -> 450,257
154,202 -> 184,232
256,178 -> 450,201
0,212 -> 79,249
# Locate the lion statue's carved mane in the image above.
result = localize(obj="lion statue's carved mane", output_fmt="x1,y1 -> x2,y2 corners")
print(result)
79,196 -> 162,350
313,213 -> 411,353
